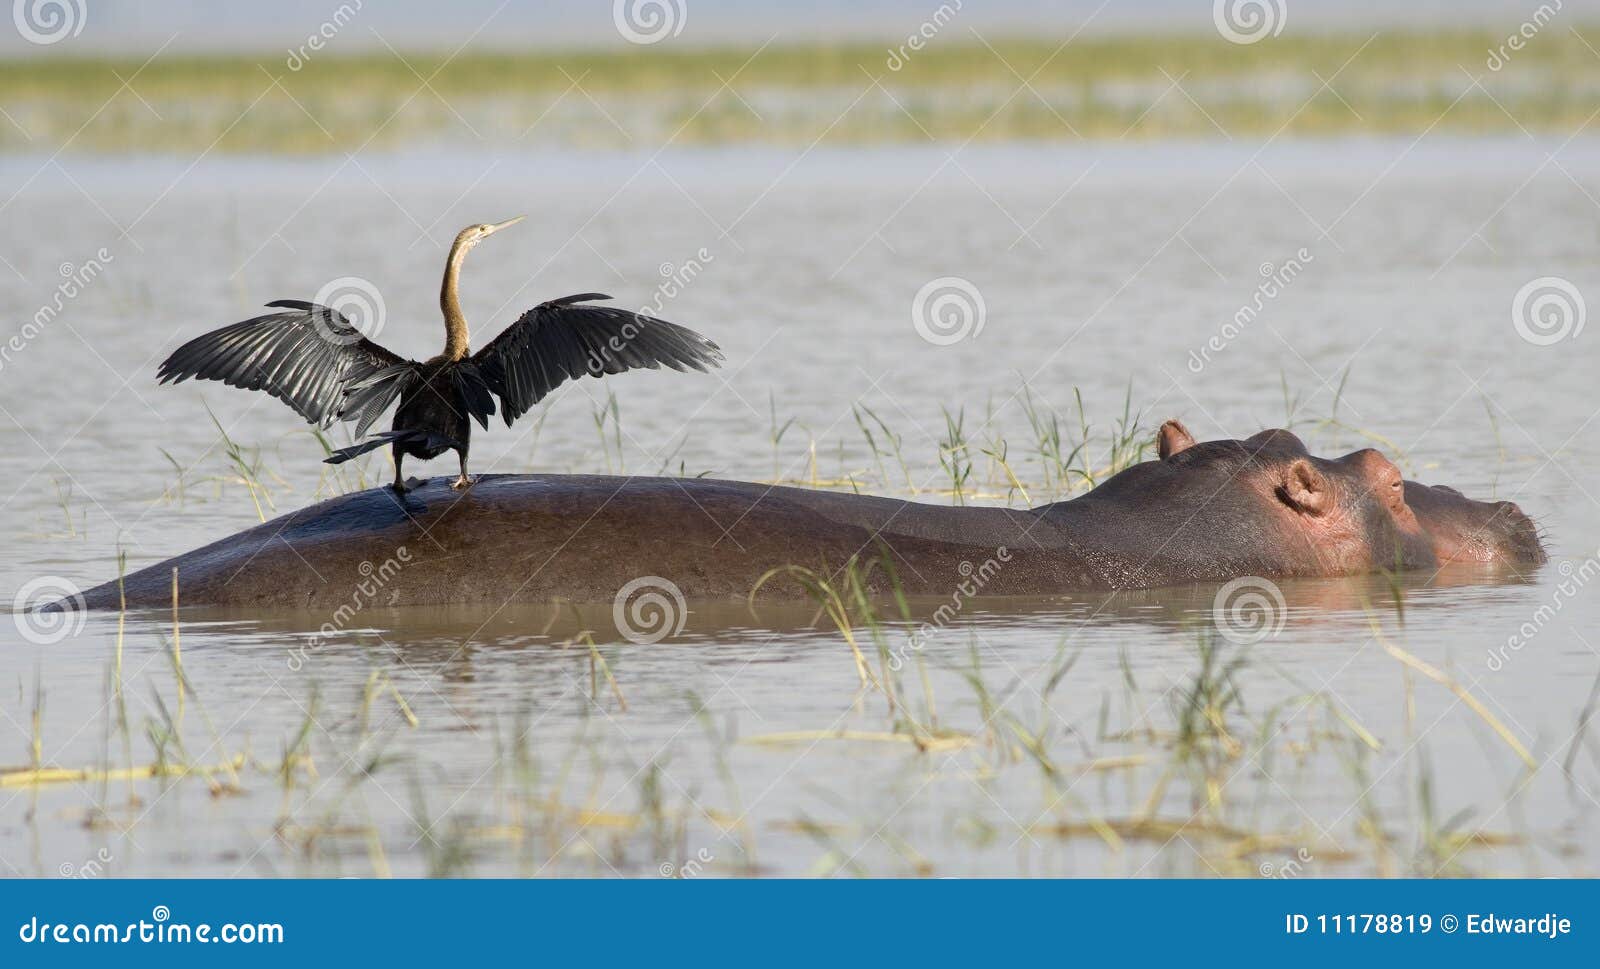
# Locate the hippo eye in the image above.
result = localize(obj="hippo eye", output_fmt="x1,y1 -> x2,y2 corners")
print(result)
1384,476 -> 1407,511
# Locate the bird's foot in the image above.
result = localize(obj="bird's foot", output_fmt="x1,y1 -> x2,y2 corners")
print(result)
392,481 -> 412,495
450,474 -> 474,491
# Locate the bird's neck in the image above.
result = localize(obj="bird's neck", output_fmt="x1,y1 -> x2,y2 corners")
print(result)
440,239 -> 472,360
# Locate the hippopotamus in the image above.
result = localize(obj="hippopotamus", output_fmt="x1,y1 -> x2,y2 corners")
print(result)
73,421 -> 1543,611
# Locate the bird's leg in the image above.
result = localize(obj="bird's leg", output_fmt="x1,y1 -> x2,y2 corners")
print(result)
451,450 -> 472,490
392,450 -> 411,494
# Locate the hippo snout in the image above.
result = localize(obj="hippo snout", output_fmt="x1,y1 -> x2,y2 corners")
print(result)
1493,500 -> 1545,563
1404,481 -> 1545,566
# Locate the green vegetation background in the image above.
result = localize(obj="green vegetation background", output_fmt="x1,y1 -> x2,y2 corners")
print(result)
2,28 -> 1596,153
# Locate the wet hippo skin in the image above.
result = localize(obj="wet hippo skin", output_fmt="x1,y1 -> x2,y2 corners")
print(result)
76,423 -> 1544,610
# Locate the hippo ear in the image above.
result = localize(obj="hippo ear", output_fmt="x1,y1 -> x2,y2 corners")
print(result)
1157,419 -> 1195,460
1280,459 -> 1331,516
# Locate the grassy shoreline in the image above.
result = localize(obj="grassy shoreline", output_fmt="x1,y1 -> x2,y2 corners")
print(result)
3,27 -> 1598,154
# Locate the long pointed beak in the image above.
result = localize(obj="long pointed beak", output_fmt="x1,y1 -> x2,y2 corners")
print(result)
483,215 -> 525,236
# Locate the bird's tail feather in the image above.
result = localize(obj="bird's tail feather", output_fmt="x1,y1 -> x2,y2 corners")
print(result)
324,429 -> 462,465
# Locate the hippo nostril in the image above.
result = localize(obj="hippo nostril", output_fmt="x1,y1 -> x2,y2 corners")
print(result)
1494,500 -> 1526,520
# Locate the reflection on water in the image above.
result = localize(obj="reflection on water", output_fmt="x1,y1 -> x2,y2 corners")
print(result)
1,138 -> 1597,876
127,564 -> 1542,647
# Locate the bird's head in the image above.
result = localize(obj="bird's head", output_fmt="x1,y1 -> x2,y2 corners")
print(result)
452,216 -> 525,254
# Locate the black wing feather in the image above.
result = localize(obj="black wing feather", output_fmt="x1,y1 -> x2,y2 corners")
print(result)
472,294 -> 723,426
451,359 -> 498,431
157,301 -> 411,429
342,364 -> 419,436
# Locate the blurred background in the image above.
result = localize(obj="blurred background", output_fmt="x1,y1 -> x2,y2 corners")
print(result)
4,0 -> 1599,150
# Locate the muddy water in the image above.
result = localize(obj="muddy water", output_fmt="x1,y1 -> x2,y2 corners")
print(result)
1,138 -> 1597,876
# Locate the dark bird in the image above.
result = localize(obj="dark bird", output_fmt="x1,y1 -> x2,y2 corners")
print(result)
158,218 -> 724,492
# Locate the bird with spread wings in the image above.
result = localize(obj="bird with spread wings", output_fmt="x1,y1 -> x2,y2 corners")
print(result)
158,218 -> 724,492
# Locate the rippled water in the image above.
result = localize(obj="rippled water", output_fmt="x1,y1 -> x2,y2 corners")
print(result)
1,137 -> 1597,876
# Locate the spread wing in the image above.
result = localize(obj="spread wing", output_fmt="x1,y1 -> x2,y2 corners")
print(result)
157,300 -> 413,430
472,293 -> 724,426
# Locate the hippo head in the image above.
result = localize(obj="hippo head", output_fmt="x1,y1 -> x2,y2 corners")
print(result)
1068,420 -> 1543,583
